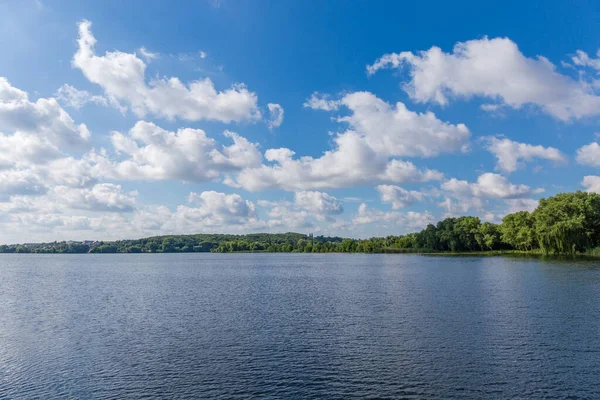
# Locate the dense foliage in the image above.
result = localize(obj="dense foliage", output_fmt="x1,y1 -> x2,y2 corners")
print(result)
2,192 -> 600,256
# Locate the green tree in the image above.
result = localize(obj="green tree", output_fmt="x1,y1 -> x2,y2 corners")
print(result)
533,191 -> 600,255
476,222 -> 500,250
500,211 -> 536,251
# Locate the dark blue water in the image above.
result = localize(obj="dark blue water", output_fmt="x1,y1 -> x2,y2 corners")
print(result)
1,254 -> 600,399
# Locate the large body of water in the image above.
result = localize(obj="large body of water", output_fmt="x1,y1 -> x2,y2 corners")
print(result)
1,253 -> 600,398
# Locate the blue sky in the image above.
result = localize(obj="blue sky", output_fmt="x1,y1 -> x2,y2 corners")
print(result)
1,0 -> 600,243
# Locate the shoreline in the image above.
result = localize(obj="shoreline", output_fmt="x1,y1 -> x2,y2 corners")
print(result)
1,250 -> 598,259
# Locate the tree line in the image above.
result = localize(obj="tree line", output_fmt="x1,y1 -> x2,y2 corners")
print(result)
1,192 -> 599,256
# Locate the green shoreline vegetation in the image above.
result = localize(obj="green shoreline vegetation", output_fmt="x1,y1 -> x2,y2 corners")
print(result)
2,191 -> 600,256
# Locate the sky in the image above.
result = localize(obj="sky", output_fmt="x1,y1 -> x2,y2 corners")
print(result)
1,0 -> 600,243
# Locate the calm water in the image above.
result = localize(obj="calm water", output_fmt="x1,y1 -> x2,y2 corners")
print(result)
1,254 -> 600,399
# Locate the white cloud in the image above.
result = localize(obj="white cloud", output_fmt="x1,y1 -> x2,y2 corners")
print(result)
267,103 -> 284,129
294,191 -> 343,215
0,132 -> 62,170
338,92 -> 470,158
582,175 -> 600,193
576,142 -> 600,167
303,92 -> 341,111
353,203 -> 399,225
56,84 -> 107,109
183,191 -> 257,226
96,121 -> 261,182
0,170 -> 47,201
230,131 -> 442,191
438,196 -> 485,216
73,20 -> 260,123
368,37 -> 600,121
505,198 -> 539,213
571,50 -> 600,71
0,77 -> 90,149
377,185 -> 425,209
257,200 -> 314,230
483,136 -> 567,173
442,173 -> 543,200
138,47 -> 159,61
53,183 -> 137,212
229,92 -> 465,191
353,203 -> 434,230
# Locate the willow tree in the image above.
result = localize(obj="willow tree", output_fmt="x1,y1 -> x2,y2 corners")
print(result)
533,191 -> 600,255
476,222 -> 500,251
499,211 -> 536,251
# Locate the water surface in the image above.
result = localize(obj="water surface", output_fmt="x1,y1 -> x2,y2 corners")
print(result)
1,253 -> 600,398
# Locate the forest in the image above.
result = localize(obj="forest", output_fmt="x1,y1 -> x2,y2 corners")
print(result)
1,191 -> 599,256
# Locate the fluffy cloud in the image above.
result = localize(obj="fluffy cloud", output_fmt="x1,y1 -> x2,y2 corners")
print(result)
0,170 -> 47,201
505,198 -> 539,213
0,190 -> 268,243
483,137 -> 567,173
368,37 -> 600,121
73,20 -> 260,123
582,176 -> 600,193
576,142 -> 600,167
229,92 -> 464,191
230,131 -> 442,191
0,78 -> 90,155
338,92 -> 470,157
442,173 -> 543,200
96,121 -> 261,182
257,200 -> 314,230
377,185 -> 425,209
181,191 -> 257,226
56,84 -> 107,109
438,196 -> 485,216
267,103 -> 284,129
52,184 -> 137,212
294,191 -> 343,215
353,203 -> 434,229
0,132 -> 62,169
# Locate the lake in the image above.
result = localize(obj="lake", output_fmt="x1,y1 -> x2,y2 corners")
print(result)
1,253 -> 599,399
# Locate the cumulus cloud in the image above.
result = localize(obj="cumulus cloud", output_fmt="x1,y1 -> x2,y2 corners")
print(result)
267,103 -> 284,129
294,191 -> 343,215
368,37 -> 600,121
377,185 -> 425,209
257,200 -> 314,230
353,203 -> 434,229
576,142 -> 600,167
505,198 -> 539,213
72,20 -> 260,123
483,136 -> 567,173
183,191 -> 257,226
582,175 -> 600,193
230,131 -> 442,191
442,173 -> 543,200
229,92 -> 465,191
0,77 -> 90,151
0,190 -> 269,243
56,84 -> 107,109
53,183 -> 137,212
438,196 -> 485,216
95,121 -> 261,182
338,92 -> 470,158
0,170 -> 47,201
